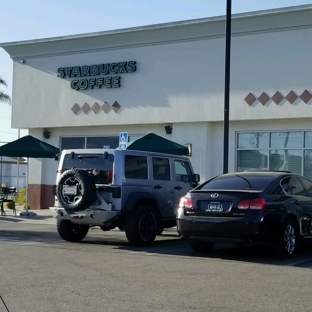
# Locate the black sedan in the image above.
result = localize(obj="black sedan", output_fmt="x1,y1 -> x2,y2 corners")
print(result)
177,171 -> 312,258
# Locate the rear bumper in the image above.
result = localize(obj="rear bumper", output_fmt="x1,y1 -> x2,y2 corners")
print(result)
177,211 -> 265,245
49,207 -> 119,226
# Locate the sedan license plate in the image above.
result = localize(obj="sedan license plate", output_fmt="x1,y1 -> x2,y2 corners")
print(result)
206,202 -> 223,212
63,185 -> 77,195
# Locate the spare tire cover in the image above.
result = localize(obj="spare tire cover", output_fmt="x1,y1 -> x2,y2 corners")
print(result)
57,168 -> 96,212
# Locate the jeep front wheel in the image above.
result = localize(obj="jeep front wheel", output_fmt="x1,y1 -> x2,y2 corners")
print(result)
125,205 -> 158,246
57,219 -> 89,242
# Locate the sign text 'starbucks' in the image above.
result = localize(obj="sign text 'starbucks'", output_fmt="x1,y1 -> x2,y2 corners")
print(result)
57,61 -> 136,90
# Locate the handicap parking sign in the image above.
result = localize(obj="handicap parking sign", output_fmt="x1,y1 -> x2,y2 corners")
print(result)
119,143 -> 127,150
119,132 -> 128,150
119,132 -> 128,143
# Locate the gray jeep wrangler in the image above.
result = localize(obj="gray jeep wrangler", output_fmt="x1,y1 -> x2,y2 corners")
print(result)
50,148 -> 199,246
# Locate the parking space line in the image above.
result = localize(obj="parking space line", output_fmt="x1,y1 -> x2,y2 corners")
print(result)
287,258 -> 312,267
146,246 -> 188,255
125,246 -> 188,256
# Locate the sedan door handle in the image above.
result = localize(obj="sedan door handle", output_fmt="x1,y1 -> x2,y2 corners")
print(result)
294,200 -> 300,205
175,185 -> 182,190
154,184 -> 162,190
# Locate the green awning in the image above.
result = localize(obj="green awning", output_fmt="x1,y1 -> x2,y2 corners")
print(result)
0,135 -> 60,159
123,133 -> 189,156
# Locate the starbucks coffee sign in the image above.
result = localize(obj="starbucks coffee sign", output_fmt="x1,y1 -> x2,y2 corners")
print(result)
57,61 -> 136,90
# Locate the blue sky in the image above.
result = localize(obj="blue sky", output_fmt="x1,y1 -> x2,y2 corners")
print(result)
1,0 -> 311,144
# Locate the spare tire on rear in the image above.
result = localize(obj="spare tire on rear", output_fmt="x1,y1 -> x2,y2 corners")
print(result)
57,168 -> 96,212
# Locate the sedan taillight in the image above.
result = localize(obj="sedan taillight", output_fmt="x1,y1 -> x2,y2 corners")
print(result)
238,198 -> 266,210
237,199 -> 249,209
179,196 -> 193,209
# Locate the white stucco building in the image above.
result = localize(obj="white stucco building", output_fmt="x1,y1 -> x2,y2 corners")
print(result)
1,5 -> 312,209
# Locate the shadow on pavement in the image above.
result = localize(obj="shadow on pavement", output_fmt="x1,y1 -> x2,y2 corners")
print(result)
115,237 -> 312,268
1,224 -> 312,268
0,215 -> 53,222
0,229 -> 60,242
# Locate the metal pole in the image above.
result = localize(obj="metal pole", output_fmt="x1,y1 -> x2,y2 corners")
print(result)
17,129 -> 20,189
0,141 -> 6,186
223,0 -> 232,174
26,157 -> 29,212
0,156 -> 2,185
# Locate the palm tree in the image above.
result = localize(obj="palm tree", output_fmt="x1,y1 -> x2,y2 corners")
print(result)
0,76 -> 11,104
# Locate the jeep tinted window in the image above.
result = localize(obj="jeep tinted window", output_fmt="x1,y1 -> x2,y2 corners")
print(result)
63,153 -> 114,171
125,156 -> 148,179
153,157 -> 170,181
175,160 -> 191,182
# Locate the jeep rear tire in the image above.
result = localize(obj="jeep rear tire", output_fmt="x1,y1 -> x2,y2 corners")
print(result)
125,205 -> 158,246
57,168 -> 96,212
57,219 -> 89,242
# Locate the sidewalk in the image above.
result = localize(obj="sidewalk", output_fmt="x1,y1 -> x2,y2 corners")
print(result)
1,205 -> 54,219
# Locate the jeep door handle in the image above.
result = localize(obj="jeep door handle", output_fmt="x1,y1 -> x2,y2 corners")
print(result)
175,185 -> 182,190
154,184 -> 162,190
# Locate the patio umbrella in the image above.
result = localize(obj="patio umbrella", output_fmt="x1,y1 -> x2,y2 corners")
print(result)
0,135 -> 59,158
0,135 -> 60,215
124,133 -> 189,155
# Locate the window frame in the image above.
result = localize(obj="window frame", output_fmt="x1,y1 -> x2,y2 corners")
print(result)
236,130 -> 312,179
60,134 -> 140,150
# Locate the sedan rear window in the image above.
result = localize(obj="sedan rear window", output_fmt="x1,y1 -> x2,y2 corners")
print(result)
200,175 -> 273,191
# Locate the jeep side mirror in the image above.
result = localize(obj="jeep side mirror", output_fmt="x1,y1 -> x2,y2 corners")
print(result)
192,174 -> 200,184
191,174 -> 200,187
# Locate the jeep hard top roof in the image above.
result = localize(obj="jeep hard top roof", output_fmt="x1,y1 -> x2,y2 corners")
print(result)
61,148 -> 190,159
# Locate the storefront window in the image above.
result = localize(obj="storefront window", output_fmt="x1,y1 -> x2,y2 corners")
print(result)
304,150 -> 312,179
86,136 -> 119,149
237,132 -> 268,149
270,132 -> 302,148
237,150 -> 268,171
61,135 -> 127,150
237,131 -> 310,178
269,149 -> 302,174
61,137 -> 85,150
304,132 -> 312,148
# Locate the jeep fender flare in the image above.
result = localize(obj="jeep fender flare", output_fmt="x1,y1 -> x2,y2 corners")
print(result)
123,192 -> 159,214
